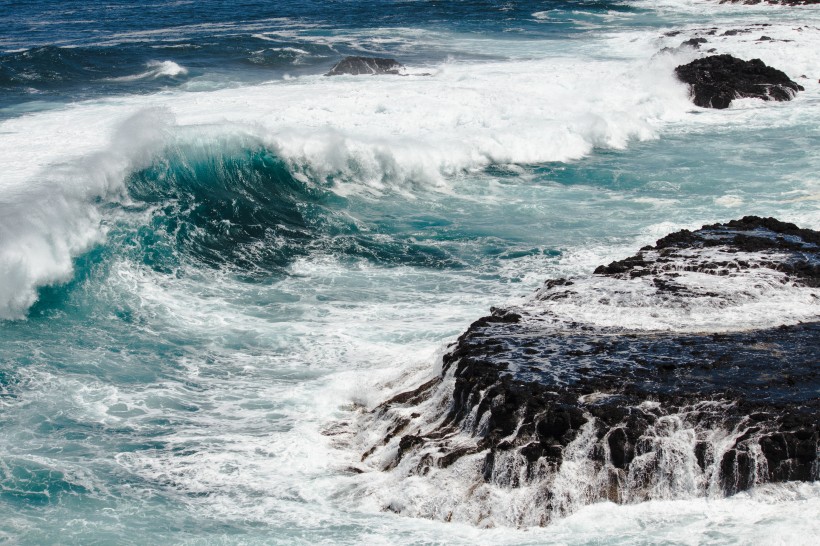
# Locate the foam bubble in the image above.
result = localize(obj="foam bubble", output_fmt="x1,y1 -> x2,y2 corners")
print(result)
527,247 -> 819,333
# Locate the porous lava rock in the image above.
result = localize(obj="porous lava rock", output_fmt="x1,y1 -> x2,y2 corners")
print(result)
720,0 -> 820,5
675,54 -> 804,108
364,217 -> 819,523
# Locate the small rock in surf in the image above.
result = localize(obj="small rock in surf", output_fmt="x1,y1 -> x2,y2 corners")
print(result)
675,54 -> 804,108
326,56 -> 405,76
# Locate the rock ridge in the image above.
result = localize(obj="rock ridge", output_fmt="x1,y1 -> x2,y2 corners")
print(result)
360,216 -> 819,526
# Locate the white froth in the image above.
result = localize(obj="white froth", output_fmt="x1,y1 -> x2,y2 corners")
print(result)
0,108 -> 171,319
0,39 -> 697,317
1,4 -> 819,540
105,60 -> 188,82
345,365 -> 820,533
530,254 -> 819,333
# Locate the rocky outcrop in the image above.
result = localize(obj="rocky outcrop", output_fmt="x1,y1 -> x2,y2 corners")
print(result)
720,0 -> 820,5
675,55 -> 804,108
326,56 -> 404,76
361,217 -> 819,526
594,216 -> 820,286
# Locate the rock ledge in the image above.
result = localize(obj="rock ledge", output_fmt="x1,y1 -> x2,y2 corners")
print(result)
361,217 -> 819,526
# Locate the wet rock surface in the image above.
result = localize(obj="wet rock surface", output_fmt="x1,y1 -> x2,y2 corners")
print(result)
594,216 -> 820,286
433,314 -> 818,494
326,56 -> 404,76
366,217 -> 819,520
675,54 -> 804,108
720,0 -> 820,5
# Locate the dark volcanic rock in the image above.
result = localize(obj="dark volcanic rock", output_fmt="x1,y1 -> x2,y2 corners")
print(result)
426,315 -> 819,501
675,54 -> 804,108
595,216 -> 820,286
681,37 -> 708,48
362,217 -> 819,525
326,56 -> 404,76
720,0 -> 820,5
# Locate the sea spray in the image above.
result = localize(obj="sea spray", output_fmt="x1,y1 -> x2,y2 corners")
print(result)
0,109 -> 171,318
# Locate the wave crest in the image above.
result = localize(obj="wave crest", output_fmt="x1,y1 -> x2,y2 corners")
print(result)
106,60 -> 189,82
124,133 -> 464,278
0,109 -> 171,320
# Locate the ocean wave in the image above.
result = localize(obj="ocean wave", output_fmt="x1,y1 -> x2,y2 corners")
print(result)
0,46 -> 189,93
5,37 -> 700,192
0,43 -> 699,318
243,54 -> 691,192
0,109 -> 170,320
123,136 -> 334,277
123,136 -> 466,279
246,47 -> 314,67
4,17 -> 817,318
0,46 -> 98,86
0,109 -> 471,319
105,60 -> 188,82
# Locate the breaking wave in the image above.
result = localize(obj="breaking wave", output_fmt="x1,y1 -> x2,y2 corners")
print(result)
123,135 -> 462,279
106,60 -> 188,82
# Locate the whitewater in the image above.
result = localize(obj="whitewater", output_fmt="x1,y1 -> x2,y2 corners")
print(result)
0,0 -> 818,543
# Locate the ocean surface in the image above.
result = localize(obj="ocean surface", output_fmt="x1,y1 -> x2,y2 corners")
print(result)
0,0 -> 818,543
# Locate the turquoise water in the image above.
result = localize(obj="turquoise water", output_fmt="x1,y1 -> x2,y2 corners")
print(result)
1,1 -> 819,543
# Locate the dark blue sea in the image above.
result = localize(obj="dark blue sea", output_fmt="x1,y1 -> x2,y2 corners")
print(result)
0,0 -> 818,543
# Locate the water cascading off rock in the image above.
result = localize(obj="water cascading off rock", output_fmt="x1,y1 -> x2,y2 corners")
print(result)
358,216 -> 819,527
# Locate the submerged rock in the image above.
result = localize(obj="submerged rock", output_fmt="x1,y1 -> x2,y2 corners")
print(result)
675,54 -> 804,108
361,216 -> 819,526
681,37 -> 708,48
326,56 -> 404,76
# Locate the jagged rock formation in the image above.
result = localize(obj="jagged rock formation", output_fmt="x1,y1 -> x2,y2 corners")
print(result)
675,55 -> 804,108
360,217 -> 819,526
720,0 -> 820,5
326,56 -> 404,76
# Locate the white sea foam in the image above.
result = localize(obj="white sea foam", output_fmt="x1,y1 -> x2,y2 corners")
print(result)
527,255 -> 819,333
0,37 -> 700,317
339,360 -> 820,533
3,12 -> 818,322
105,60 -> 188,82
1,2 -> 819,543
0,108 -> 171,319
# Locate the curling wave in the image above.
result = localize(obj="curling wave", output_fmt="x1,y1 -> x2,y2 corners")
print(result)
0,109 -> 169,320
0,109 -> 468,319
123,136 -> 462,279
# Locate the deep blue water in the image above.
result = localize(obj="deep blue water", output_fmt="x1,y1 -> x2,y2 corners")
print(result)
0,0 -> 818,543
1,0 -> 635,113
